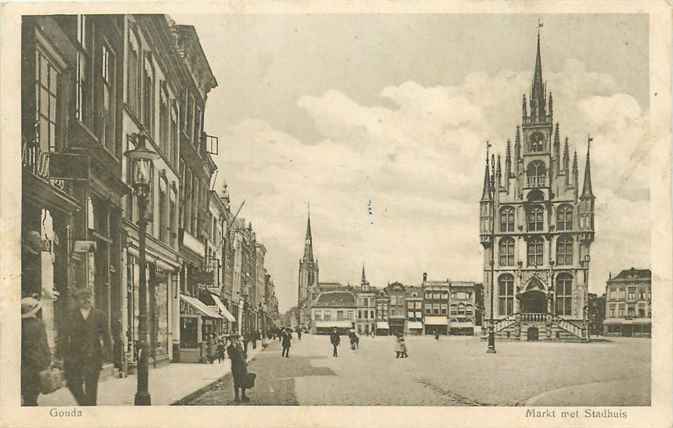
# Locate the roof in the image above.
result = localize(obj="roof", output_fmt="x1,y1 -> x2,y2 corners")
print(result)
313,290 -> 356,308
610,268 -> 651,282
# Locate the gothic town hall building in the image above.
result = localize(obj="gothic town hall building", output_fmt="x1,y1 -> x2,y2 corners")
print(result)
479,32 -> 595,342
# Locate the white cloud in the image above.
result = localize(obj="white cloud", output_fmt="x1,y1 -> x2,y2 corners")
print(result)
215,59 -> 650,311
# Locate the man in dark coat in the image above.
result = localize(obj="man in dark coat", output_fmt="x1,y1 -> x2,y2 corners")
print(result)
330,328 -> 341,357
21,297 -> 51,406
281,329 -> 291,358
227,334 -> 249,403
61,288 -> 111,406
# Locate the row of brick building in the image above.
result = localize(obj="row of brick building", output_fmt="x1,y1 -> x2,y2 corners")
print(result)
21,14 -> 279,378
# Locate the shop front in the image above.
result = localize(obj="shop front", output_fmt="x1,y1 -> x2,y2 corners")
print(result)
389,318 -> 405,336
314,320 -> 353,335
424,316 -> 448,335
179,294 -> 223,362
406,321 -> 424,335
375,321 -> 390,336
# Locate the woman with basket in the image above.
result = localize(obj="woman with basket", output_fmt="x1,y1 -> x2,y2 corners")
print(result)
21,297 -> 52,406
227,334 -> 254,403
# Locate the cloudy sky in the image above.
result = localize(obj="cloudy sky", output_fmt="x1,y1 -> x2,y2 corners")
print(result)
174,14 -> 650,312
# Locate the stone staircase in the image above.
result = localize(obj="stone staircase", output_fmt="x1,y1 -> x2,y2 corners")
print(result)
483,313 -> 589,342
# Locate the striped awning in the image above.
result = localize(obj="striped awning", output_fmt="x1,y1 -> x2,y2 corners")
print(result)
376,321 -> 389,330
424,316 -> 448,326
210,292 -> 236,322
180,294 -> 222,319
315,320 -> 352,328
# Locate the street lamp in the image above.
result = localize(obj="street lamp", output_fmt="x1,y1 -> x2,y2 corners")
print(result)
125,131 -> 159,406
486,143 -> 496,354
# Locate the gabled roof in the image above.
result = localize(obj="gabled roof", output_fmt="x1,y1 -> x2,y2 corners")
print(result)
611,268 -> 651,282
313,290 -> 356,308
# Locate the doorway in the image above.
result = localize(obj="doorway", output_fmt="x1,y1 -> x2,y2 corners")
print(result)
520,290 -> 546,314
527,326 -> 539,341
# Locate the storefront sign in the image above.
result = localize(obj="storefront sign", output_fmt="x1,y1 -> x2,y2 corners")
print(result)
191,270 -> 214,285
44,153 -> 90,181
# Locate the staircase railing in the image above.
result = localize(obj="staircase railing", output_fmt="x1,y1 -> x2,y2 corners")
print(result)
555,316 -> 587,340
520,313 -> 546,322
493,313 -> 519,333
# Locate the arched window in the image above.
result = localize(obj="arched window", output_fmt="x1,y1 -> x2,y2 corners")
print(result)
527,237 -> 544,266
498,274 -> 514,316
555,273 -> 573,315
500,206 -> 514,232
556,235 -> 573,266
557,205 -> 573,231
529,132 -> 545,152
499,238 -> 514,266
527,205 -> 544,231
527,161 -> 546,187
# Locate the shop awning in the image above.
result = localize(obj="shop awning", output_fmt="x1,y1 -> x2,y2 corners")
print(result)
603,318 -> 651,325
424,316 -> 448,326
315,320 -> 353,329
180,294 -> 222,319
449,321 -> 474,328
407,321 -> 423,329
376,321 -> 390,330
210,293 -> 236,322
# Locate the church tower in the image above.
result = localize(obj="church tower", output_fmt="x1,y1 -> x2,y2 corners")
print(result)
479,25 -> 595,342
298,207 -> 319,328
361,264 -> 370,291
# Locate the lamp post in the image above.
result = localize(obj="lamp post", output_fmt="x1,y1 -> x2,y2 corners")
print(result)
486,144 -> 496,354
126,131 -> 159,406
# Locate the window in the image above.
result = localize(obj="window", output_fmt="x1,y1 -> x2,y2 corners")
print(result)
608,303 -> 616,318
358,310 -> 362,319
500,207 -> 514,232
556,236 -> 573,265
432,304 -> 440,315
499,238 -> 514,266
142,57 -> 154,135
529,132 -> 544,152
170,103 -> 179,166
127,29 -> 140,115
35,48 -> 60,154
557,205 -> 573,231
617,304 -> 625,317
424,303 -> 432,315
527,237 -> 544,266
370,310 -> 374,319
415,302 -> 422,309
194,105 -> 202,145
337,310 -> 344,320
75,15 -> 93,126
527,161 -> 546,187
440,304 -> 448,315
323,311 -> 331,321
160,84 -> 169,156
638,304 -> 646,318
158,177 -> 168,242
346,310 -> 353,320
498,274 -> 514,315
527,206 -> 544,231
97,42 -> 115,152
627,305 -> 635,318
555,273 -> 572,316
639,288 -> 647,300
627,288 -> 636,301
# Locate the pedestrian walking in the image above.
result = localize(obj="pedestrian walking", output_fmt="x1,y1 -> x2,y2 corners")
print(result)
206,334 -> 217,364
62,288 -> 112,406
434,332 -> 440,341
330,328 -> 340,357
227,334 -> 249,403
217,336 -> 226,363
394,334 -> 403,358
21,297 -> 51,406
281,328 -> 292,358
297,329 -> 302,340
400,335 -> 408,358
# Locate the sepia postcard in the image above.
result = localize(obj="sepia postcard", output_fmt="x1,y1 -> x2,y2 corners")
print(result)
0,1 -> 671,428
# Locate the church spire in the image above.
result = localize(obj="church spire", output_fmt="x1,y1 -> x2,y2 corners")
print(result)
531,20 -> 546,121
553,123 -> 560,175
303,206 -> 314,262
505,139 -> 512,181
581,135 -> 595,199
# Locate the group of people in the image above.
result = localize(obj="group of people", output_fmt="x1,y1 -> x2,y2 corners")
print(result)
21,288 -> 111,406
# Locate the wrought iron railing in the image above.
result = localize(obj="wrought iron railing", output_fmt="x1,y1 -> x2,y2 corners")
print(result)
520,312 -> 546,322
493,313 -> 519,333
22,137 -> 65,189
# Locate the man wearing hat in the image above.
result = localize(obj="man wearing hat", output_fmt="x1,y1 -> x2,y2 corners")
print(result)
21,297 -> 51,406
61,288 -> 111,406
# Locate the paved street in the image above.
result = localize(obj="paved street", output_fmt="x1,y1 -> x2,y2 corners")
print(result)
185,334 -> 650,406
